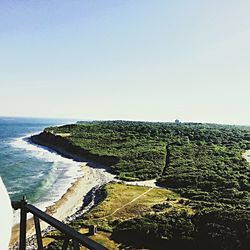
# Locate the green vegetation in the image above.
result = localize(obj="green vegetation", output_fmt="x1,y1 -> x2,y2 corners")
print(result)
47,121 -> 169,180
44,183 -> 191,250
43,228 -> 118,250
112,208 -> 250,250
81,183 -> 189,231
43,121 -> 250,249
47,121 -> 249,181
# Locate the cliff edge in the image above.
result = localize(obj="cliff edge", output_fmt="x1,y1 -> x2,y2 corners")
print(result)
30,131 -> 119,168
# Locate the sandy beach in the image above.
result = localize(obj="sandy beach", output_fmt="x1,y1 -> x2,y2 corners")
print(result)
10,162 -> 115,248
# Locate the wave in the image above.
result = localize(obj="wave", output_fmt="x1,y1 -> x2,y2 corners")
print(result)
9,132 -> 85,224
10,133 -> 75,164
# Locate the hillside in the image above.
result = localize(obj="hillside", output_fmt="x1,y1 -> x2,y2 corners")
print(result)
42,182 -> 193,250
31,121 -> 250,249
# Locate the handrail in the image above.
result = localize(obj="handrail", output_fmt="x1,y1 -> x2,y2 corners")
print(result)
12,197 -> 107,250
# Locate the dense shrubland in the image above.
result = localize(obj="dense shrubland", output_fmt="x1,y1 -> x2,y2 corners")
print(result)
44,121 -> 250,249
112,209 -> 250,250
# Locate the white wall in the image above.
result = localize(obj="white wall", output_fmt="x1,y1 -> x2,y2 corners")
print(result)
0,177 -> 13,250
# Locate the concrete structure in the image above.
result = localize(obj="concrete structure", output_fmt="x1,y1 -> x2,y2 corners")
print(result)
0,177 -> 13,250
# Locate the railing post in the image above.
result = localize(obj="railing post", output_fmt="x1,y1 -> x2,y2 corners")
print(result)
19,196 -> 27,250
62,236 -> 69,250
34,215 -> 43,250
73,240 -> 80,250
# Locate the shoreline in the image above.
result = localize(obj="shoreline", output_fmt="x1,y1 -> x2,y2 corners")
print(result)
10,130 -> 249,248
10,138 -> 115,249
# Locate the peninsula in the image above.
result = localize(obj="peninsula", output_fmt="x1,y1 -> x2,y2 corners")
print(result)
29,121 -> 250,249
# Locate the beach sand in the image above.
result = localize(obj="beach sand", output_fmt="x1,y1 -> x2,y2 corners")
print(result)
9,162 -> 115,248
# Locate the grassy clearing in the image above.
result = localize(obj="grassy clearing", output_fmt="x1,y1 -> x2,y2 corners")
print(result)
54,132 -> 71,137
82,182 -> 191,231
42,237 -> 55,247
80,229 -> 118,250
43,183 -> 192,249
42,229 -> 119,250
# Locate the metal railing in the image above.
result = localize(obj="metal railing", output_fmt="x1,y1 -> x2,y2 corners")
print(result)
12,197 -> 107,250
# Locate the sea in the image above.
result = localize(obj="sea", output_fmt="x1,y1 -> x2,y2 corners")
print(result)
0,116 -> 83,222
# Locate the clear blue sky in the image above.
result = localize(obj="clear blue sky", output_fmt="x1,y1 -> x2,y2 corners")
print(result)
0,0 -> 249,125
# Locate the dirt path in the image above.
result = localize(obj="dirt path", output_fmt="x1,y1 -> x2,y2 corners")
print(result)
100,187 -> 154,219
243,150 -> 250,163
118,179 -> 159,188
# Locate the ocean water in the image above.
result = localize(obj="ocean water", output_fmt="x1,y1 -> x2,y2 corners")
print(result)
0,117 -> 83,218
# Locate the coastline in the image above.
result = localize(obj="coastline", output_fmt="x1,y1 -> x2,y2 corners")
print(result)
10,130 -> 249,249
10,137 -> 115,248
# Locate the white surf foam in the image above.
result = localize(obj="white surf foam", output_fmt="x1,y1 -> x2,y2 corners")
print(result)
9,133 -> 85,225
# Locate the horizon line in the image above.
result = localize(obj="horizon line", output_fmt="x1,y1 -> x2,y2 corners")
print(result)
0,115 -> 249,127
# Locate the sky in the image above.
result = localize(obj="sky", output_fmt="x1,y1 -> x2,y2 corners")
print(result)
0,0 -> 249,125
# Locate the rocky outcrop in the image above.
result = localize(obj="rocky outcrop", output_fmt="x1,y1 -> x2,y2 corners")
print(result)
30,131 -> 119,168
